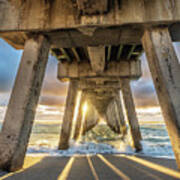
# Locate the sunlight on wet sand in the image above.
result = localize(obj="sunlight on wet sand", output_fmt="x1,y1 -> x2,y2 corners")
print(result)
118,154 -> 180,179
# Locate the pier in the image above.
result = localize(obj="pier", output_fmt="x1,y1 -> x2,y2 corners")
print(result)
0,0 -> 180,178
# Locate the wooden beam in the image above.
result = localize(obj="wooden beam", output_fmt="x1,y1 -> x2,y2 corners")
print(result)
57,59 -> 141,80
87,46 -> 105,74
0,35 -> 50,171
142,27 -> 180,169
58,80 -> 78,150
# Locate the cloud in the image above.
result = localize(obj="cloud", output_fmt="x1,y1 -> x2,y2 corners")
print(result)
1,39 -> 179,110
40,55 -> 68,106
35,105 -> 64,121
131,53 -> 158,108
0,39 -> 22,93
39,95 -> 66,107
174,42 -> 180,63
0,39 -> 68,107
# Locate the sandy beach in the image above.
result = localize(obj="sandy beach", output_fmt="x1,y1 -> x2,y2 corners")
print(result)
0,154 -> 180,180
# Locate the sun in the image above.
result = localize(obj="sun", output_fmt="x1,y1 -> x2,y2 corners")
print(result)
82,102 -> 88,114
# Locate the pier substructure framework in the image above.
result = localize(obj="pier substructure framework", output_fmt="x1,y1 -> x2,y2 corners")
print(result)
57,50 -> 143,152
0,0 -> 180,171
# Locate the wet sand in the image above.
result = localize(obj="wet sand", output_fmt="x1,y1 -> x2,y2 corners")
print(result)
0,155 -> 180,180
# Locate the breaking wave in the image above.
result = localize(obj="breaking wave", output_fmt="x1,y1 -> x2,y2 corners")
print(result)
25,123 -> 174,159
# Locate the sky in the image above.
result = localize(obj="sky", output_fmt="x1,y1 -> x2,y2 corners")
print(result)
0,38 -> 180,121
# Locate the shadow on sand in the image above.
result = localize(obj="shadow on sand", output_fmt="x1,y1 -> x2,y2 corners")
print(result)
0,155 -> 179,180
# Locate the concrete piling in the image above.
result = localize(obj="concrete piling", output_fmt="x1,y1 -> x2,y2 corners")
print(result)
114,92 -> 127,136
0,35 -> 50,171
121,79 -> 142,152
58,80 -> 78,150
105,98 -> 122,134
142,28 -> 180,169
82,101 -> 99,135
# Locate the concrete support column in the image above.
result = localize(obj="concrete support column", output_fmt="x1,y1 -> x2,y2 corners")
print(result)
114,92 -> 127,136
0,35 -> 50,171
73,91 -> 86,140
58,80 -> 78,150
121,79 -> 142,152
105,99 -> 122,134
142,28 -> 180,169
82,101 -> 99,135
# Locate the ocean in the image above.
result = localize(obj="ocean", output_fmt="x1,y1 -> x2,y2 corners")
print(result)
0,121 -> 174,159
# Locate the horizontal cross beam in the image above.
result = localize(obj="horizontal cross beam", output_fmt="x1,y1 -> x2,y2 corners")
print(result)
1,0 -> 180,49
57,59 -> 141,80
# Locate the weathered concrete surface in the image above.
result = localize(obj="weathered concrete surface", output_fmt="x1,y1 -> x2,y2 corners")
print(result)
58,80 -> 78,150
105,98 -> 122,134
142,27 -> 180,169
0,35 -> 50,172
82,101 -> 99,135
114,92 -> 127,136
87,46 -> 105,74
121,79 -> 142,151
1,0 -> 180,31
86,90 -> 116,117
58,60 -> 141,80
0,27 -> 142,49
1,1 -> 180,49
78,79 -> 121,90
73,92 -> 99,139
75,0 -> 108,15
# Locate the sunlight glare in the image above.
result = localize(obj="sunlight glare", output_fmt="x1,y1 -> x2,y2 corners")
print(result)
97,154 -> 130,180
70,91 -> 82,139
82,102 -> 88,114
120,155 -> 180,179
76,101 -> 88,142
58,157 -> 75,180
